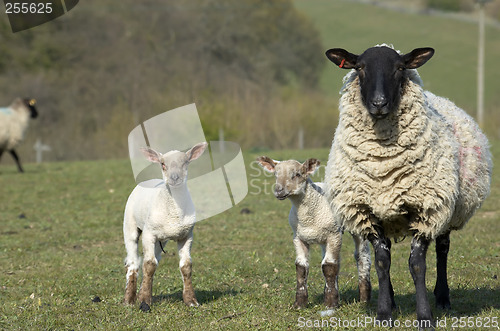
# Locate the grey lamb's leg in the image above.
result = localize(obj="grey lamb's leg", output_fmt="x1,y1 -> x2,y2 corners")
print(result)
434,231 -> 451,309
293,236 -> 310,308
409,235 -> 434,330
368,233 -> 395,324
10,150 -> 24,173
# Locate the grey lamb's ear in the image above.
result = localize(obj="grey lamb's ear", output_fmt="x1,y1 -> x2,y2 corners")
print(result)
303,158 -> 320,176
325,48 -> 358,69
403,48 -> 434,69
187,142 -> 208,162
256,156 -> 278,173
140,147 -> 162,163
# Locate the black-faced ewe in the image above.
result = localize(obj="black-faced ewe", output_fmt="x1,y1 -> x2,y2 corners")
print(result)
123,142 -> 208,310
325,45 -> 492,327
0,98 -> 38,172
257,157 -> 371,309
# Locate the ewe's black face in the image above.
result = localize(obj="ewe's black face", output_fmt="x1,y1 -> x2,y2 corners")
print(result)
356,47 -> 405,119
325,46 -> 435,120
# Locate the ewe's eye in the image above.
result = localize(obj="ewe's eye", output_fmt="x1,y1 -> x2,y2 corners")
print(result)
398,66 -> 405,71
292,173 -> 301,179
161,163 -> 167,171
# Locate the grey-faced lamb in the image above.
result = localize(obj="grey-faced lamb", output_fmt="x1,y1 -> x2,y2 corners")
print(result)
123,142 -> 208,309
0,98 -> 38,172
257,156 -> 371,309
324,45 -> 492,327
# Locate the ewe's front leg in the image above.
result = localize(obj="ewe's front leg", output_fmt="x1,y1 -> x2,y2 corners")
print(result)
293,236 -> 310,308
178,231 -> 199,307
434,231 -> 451,309
409,235 -> 433,329
321,233 -> 342,308
137,233 -> 157,306
368,233 -> 396,323
352,234 -> 371,303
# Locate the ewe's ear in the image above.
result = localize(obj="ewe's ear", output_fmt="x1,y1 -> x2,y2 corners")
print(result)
140,147 -> 161,163
303,158 -> 320,176
256,156 -> 278,173
403,48 -> 434,69
325,48 -> 358,69
187,142 -> 208,162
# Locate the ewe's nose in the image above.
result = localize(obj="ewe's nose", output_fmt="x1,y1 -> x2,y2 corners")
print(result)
170,173 -> 180,182
371,95 -> 388,110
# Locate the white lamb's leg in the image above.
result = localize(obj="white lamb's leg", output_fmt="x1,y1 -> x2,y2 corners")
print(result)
321,232 -> 342,308
177,230 -> 199,307
154,240 -> 168,265
123,218 -> 141,305
293,235 -> 310,309
352,233 -> 372,303
137,231 -> 157,306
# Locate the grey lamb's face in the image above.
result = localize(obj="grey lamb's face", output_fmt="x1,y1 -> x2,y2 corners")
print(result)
256,157 -> 320,200
325,46 -> 435,119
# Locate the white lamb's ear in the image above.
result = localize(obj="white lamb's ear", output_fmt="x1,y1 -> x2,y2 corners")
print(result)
303,158 -> 320,176
256,156 -> 279,173
140,147 -> 161,163
187,142 -> 208,162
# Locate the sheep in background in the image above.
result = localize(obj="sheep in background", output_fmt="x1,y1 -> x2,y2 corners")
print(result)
123,142 -> 208,310
257,157 -> 371,309
325,45 -> 491,327
0,98 -> 38,172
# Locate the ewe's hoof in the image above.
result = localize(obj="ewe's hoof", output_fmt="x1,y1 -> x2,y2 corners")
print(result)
139,301 -> 151,312
376,314 -> 393,327
417,320 -> 435,331
435,296 -> 451,310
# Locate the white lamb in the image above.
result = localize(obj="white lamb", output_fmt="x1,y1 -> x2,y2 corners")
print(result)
0,98 -> 38,172
325,45 -> 492,326
123,142 -> 208,310
257,156 -> 371,309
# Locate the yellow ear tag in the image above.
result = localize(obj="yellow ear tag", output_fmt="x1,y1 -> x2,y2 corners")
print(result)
29,99 -> 36,106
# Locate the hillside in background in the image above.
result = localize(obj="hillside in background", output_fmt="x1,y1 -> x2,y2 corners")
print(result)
0,0 -> 499,164
0,0 -> 328,161
294,0 -> 500,126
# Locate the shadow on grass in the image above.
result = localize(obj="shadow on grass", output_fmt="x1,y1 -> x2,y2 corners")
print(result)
153,288 -> 241,305
333,286 -> 500,317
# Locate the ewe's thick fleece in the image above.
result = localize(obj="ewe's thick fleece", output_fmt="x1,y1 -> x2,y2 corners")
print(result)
0,98 -> 31,151
325,70 -> 492,239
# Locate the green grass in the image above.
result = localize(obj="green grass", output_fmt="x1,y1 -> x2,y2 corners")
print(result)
0,145 -> 499,330
294,0 -> 500,134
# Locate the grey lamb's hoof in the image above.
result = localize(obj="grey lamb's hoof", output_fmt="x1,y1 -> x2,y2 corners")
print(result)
139,301 -> 150,312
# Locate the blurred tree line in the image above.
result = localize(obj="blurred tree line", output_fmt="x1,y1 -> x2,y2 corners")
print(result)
0,0 -> 338,161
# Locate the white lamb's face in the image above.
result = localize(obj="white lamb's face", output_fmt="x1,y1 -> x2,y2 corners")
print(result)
160,151 -> 189,187
140,142 -> 208,188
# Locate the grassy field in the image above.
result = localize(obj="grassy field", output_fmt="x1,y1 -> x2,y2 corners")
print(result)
0,144 -> 499,330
